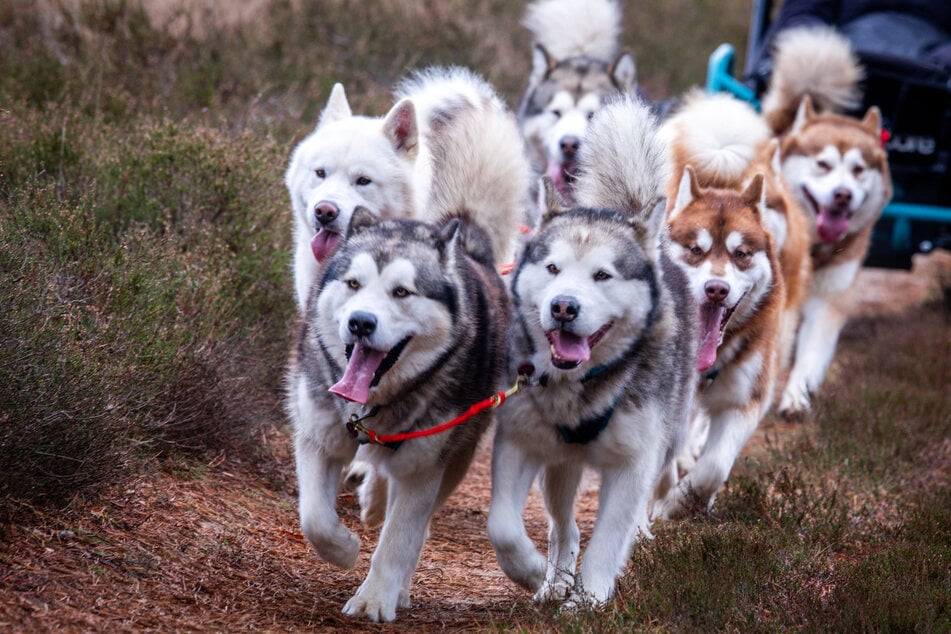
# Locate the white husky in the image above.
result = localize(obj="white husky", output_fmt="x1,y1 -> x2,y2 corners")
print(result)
284,68 -> 509,312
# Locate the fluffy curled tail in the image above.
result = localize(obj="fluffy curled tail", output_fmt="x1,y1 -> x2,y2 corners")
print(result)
659,91 -> 771,189
761,26 -> 864,135
575,94 -> 666,215
419,69 -> 530,264
523,0 -> 622,61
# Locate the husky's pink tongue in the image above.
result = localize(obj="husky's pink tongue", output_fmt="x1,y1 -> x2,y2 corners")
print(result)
549,329 -> 591,364
697,303 -> 725,373
311,228 -> 343,262
329,343 -> 386,403
816,209 -> 850,243
545,160 -> 577,201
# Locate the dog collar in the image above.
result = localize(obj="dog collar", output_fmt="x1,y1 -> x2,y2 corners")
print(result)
555,396 -> 620,445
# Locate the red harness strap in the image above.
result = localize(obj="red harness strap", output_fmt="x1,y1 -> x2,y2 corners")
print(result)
348,377 -> 524,446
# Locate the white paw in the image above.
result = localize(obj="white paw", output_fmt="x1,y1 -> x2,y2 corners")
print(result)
343,588 -> 398,623
778,384 -> 811,421
496,548 -> 546,593
303,522 -> 360,569
533,574 -> 574,604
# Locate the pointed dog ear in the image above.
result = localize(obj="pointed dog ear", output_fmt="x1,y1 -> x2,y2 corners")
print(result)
318,83 -> 352,128
860,105 -> 882,137
348,206 -> 378,235
539,177 -> 570,226
791,95 -> 816,135
669,166 -> 701,220
741,173 -> 766,217
628,196 -> 667,255
529,43 -> 557,84
610,51 -> 637,92
382,98 -> 419,158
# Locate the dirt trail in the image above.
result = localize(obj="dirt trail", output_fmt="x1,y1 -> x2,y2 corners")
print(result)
1,256 -> 946,632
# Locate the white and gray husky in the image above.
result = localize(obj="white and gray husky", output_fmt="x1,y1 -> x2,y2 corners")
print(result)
488,96 -> 696,607
284,67 -> 512,312
286,67 -> 530,622
517,0 -> 638,204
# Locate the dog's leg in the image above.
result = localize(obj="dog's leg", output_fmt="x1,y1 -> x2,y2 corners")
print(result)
342,472 -> 441,623
574,463 -> 654,606
779,291 -> 849,419
357,468 -> 388,528
656,404 -> 761,520
487,431 -> 545,592
534,462 -> 582,603
295,432 -> 360,569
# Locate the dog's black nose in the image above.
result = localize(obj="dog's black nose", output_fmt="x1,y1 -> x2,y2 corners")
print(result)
832,187 -> 852,211
348,311 -> 377,338
315,201 -> 340,226
551,295 -> 580,323
559,135 -> 581,159
704,280 -> 730,304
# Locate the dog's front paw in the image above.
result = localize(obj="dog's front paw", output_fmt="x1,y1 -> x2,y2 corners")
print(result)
302,520 -> 360,569
652,487 -> 694,521
495,548 -> 546,593
778,383 -> 811,421
343,587 -> 398,623
533,574 -> 574,604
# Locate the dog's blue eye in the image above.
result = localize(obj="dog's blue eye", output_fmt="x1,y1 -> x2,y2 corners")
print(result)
546,263 -> 559,275
356,176 -> 372,186
315,169 -> 326,178
593,270 -> 611,281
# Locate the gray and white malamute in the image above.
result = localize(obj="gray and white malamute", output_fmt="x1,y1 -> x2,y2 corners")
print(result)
517,0 -> 638,204
488,96 -> 696,607
286,68 -> 529,623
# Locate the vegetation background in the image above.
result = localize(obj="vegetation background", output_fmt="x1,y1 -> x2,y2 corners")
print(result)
1,1 -> 947,631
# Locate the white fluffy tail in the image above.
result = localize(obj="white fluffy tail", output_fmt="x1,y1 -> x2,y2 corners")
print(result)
575,94 -> 666,214
659,91 -> 771,188
523,0 -> 622,60
761,26 -> 863,134
417,69 -> 530,264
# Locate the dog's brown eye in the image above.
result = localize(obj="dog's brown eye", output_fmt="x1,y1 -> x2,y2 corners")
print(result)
852,165 -> 865,177
356,176 -> 372,186
551,110 -> 562,118
393,286 -> 410,298
734,249 -> 749,260
347,279 -> 360,290
690,245 -> 703,256
546,263 -> 559,275
816,160 -> 832,172
593,269 -> 611,281
315,168 -> 326,178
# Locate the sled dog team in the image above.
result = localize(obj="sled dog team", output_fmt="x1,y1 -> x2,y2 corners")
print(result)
284,0 -> 892,622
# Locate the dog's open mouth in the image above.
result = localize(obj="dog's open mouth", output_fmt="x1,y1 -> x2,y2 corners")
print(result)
545,159 -> 579,200
801,187 -> 851,244
329,337 -> 411,403
311,227 -> 344,263
696,301 -> 738,373
546,323 -> 612,370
